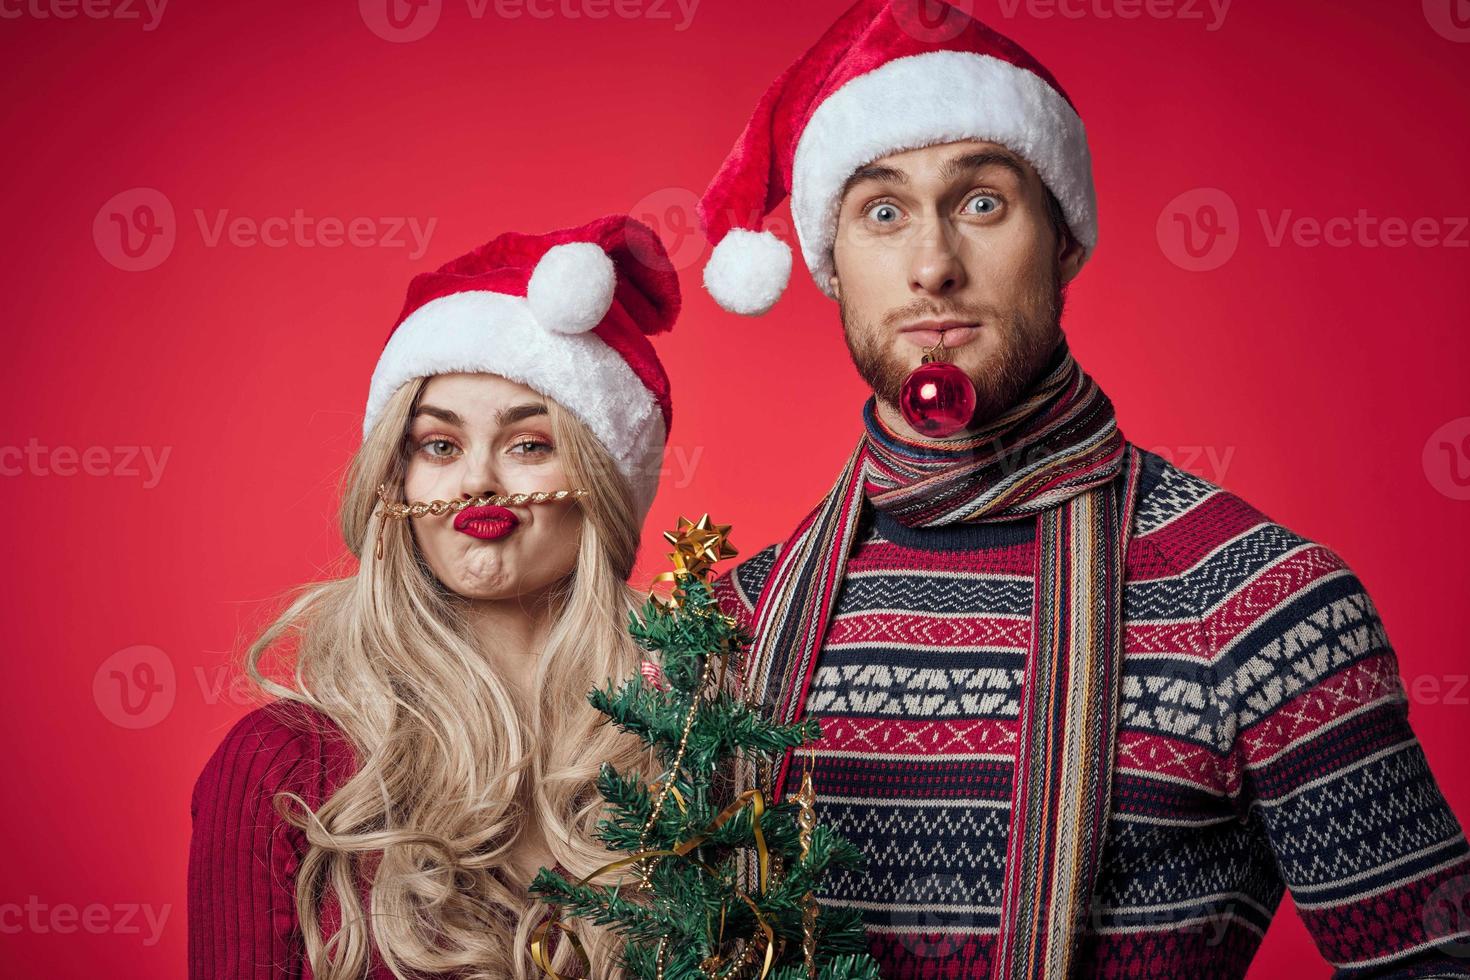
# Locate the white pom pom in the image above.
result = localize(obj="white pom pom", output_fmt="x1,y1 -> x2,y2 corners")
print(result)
702,229 -> 792,316
527,242 -> 616,334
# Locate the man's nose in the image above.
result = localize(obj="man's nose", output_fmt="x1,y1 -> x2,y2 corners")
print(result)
908,219 -> 967,296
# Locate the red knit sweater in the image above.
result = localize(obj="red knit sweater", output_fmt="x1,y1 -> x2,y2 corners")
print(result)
187,700 -> 566,979
187,700 -> 392,980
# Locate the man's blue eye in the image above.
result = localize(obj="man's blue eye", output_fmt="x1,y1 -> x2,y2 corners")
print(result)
965,195 -> 1000,215
869,204 -> 900,223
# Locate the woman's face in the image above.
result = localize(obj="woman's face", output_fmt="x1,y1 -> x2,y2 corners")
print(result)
400,373 -> 583,603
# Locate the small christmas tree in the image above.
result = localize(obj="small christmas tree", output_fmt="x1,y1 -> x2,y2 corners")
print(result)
529,516 -> 882,979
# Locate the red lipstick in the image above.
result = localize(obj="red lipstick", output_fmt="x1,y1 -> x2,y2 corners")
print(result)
453,504 -> 520,540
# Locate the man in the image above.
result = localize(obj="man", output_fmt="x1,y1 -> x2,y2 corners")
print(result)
696,1 -> 1470,976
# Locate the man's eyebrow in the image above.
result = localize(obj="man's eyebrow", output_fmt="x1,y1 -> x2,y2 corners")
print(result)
410,402 -> 548,427
839,151 -> 1029,203
840,163 -> 909,201
939,150 -> 1028,185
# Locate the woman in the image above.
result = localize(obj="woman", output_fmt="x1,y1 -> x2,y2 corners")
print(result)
187,214 -> 681,980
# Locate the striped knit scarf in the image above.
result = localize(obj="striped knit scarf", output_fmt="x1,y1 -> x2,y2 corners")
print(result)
738,341 -> 1144,977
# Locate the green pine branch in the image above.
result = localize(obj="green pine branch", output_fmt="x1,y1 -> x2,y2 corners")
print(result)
527,868 -> 669,944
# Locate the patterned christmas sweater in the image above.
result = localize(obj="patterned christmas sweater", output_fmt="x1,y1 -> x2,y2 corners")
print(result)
711,446 -> 1470,979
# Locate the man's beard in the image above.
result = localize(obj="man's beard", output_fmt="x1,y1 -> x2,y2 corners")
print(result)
840,257 -> 1067,430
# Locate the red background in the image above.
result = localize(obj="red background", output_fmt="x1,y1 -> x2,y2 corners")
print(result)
2,1 -> 1467,976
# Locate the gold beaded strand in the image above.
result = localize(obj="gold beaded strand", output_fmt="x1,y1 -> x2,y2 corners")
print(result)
372,483 -> 590,560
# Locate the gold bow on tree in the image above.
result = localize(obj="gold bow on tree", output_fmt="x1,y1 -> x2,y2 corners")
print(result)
664,514 -> 738,581
651,514 -> 740,612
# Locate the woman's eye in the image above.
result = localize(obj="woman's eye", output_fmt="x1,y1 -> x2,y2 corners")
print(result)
963,194 -> 1001,216
419,438 -> 460,460
509,438 -> 553,456
866,202 -> 902,224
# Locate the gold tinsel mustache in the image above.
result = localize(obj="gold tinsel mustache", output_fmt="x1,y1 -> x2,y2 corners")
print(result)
372,483 -> 591,560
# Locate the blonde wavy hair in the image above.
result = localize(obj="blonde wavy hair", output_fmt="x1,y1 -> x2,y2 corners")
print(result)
244,375 -> 652,979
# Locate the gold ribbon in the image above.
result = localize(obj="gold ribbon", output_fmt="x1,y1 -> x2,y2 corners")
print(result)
647,570 -> 686,610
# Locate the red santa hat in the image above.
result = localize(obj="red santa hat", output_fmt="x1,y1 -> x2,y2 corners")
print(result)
697,0 -> 1098,316
364,214 -> 678,519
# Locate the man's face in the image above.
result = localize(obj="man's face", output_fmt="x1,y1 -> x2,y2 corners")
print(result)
829,139 -> 1085,435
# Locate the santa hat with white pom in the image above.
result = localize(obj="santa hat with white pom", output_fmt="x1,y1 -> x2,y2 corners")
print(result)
363,213 -> 678,519
697,0 -> 1099,316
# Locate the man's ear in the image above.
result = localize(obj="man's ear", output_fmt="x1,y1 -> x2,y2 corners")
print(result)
1057,228 -> 1085,285
827,218 -> 845,300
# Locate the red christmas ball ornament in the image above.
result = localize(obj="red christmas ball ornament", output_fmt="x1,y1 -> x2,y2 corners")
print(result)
899,359 -> 977,438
